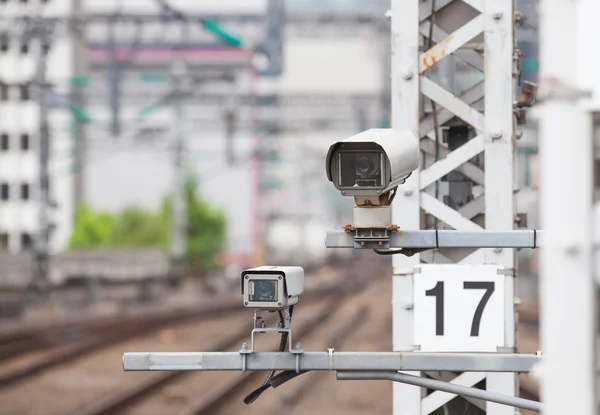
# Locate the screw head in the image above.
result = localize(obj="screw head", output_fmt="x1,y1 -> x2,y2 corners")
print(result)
493,11 -> 503,19
341,191 -> 346,195
244,302 -> 249,306
493,248 -> 503,253
278,276 -> 282,280
491,131 -> 503,139
402,71 -> 413,80
404,189 -> 413,196
278,302 -> 282,306
245,275 -> 249,279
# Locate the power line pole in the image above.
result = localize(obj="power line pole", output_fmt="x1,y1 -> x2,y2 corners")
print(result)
168,61 -> 188,286
34,27 -> 52,294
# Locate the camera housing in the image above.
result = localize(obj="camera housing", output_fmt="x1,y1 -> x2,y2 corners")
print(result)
325,128 -> 420,199
241,266 -> 305,310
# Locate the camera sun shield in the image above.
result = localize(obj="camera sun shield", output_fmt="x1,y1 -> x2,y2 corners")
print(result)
325,128 -> 420,198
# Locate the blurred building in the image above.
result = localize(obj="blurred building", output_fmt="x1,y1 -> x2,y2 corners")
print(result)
79,0 -> 386,266
0,0 -> 75,254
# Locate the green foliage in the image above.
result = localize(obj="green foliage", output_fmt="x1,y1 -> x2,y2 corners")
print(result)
69,177 -> 227,273
110,207 -> 168,248
160,175 -> 227,273
69,204 -> 114,248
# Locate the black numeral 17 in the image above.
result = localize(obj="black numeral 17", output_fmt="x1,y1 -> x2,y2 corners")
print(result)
425,281 -> 495,336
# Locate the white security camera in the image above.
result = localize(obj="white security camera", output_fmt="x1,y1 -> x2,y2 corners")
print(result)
325,128 -> 419,204
241,266 -> 304,310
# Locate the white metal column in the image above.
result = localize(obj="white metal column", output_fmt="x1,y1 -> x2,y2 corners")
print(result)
483,1 -> 518,413
391,0 -> 422,412
539,0 -> 596,413
391,0 -> 518,413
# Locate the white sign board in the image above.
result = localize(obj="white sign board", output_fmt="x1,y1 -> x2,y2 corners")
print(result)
414,264 -> 505,352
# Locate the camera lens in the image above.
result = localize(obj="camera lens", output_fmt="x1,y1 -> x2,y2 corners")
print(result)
250,280 -> 278,302
356,156 -> 371,173
355,154 -> 380,178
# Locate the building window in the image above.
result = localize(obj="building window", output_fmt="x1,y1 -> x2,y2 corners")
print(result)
20,183 -> 29,200
20,43 -> 29,54
1,183 -> 8,200
19,83 -> 29,101
0,233 -> 8,250
41,43 -> 50,56
0,82 -> 7,101
20,134 -> 29,150
0,34 -> 8,52
21,233 -> 32,250
1,134 -> 8,151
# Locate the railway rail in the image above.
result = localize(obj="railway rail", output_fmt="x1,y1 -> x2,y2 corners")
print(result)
0,259 -> 390,415
70,260 -> 386,415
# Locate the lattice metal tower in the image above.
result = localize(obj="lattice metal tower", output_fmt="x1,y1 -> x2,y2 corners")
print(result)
390,0 -> 519,413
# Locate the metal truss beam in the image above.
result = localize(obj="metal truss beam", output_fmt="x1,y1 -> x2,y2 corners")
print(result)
122,351 -> 540,372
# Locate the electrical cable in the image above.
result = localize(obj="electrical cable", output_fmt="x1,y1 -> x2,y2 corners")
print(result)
427,0 -> 441,263
373,248 -> 427,257
387,186 -> 398,204
243,304 -> 295,404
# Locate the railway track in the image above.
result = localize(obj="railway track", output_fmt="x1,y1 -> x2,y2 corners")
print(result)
0,259 -> 390,415
70,260 -> 386,415
0,263 -> 366,389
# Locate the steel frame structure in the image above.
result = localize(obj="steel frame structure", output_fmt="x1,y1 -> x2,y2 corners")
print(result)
389,0 -> 518,413
117,0 -> 579,413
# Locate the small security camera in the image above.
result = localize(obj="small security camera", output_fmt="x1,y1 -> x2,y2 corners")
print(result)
241,266 -> 304,310
325,129 -> 419,204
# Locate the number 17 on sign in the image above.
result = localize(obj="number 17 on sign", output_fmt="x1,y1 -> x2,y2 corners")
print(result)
413,264 -> 505,352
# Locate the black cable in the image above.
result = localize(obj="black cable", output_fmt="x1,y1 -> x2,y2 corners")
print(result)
373,247 -> 430,257
387,186 -> 398,204
373,249 -> 404,256
243,370 -> 308,404
244,304 -> 294,404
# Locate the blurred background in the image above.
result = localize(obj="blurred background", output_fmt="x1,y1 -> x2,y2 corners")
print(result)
0,1 -> 542,414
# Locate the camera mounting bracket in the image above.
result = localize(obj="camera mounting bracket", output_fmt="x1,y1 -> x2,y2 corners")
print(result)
239,308 -> 304,373
245,308 -> 295,353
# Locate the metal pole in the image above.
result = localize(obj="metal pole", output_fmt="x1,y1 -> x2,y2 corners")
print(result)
336,372 -> 542,412
35,38 -> 51,292
169,61 -> 188,285
390,0 -> 422,413
539,0 -> 596,413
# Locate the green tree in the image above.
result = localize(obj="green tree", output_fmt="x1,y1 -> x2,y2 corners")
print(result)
161,175 -> 227,274
110,206 -> 168,247
69,177 -> 227,274
69,203 -> 114,248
